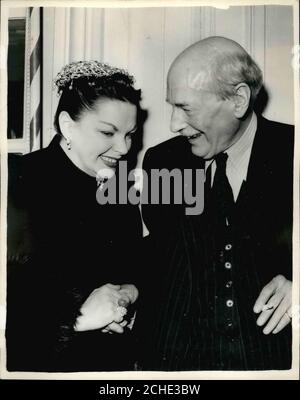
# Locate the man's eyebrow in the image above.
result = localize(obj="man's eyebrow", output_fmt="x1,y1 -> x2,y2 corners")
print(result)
98,120 -> 118,131
176,103 -> 189,107
166,99 -> 189,108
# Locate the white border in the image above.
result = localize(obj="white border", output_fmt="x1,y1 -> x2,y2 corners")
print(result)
0,0 -> 299,381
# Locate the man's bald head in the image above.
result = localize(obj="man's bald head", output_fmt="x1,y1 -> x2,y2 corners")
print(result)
168,36 -> 263,104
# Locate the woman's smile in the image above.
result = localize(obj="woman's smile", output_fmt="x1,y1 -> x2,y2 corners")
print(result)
100,155 -> 120,168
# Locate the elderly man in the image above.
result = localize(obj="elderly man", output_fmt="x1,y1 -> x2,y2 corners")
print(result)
141,36 -> 293,370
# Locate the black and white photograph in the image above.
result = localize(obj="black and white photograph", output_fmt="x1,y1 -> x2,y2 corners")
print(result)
0,0 -> 299,381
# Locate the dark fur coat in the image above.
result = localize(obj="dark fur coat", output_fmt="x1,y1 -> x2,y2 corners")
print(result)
6,136 -> 143,372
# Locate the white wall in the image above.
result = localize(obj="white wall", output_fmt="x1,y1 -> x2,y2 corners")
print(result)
42,5 -> 295,166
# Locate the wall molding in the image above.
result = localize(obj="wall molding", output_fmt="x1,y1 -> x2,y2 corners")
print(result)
41,5 -> 293,152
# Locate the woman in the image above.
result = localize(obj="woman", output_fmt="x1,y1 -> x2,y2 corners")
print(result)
6,61 -> 143,372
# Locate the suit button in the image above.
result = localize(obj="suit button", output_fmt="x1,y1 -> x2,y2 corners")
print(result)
225,262 -> 232,269
226,299 -> 234,307
225,244 -> 232,250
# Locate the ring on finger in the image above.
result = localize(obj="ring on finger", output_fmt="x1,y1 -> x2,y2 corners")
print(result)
118,298 -> 129,307
262,304 -> 275,311
116,305 -> 127,317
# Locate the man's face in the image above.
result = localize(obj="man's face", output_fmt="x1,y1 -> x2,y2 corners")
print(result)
166,66 -> 240,160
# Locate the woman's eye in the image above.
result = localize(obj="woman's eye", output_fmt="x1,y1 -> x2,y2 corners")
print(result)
127,131 -> 137,138
100,131 -> 114,137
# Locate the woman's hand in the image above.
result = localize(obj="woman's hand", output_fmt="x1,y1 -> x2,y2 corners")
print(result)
74,283 -> 129,332
101,284 -> 139,334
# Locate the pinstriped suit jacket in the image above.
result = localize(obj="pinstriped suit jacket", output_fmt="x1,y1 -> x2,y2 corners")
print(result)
141,116 -> 293,370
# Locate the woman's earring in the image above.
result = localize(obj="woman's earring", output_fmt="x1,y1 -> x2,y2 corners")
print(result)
66,139 -> 71,150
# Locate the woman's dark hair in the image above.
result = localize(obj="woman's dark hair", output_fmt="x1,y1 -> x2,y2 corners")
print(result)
54,69 -> 142,135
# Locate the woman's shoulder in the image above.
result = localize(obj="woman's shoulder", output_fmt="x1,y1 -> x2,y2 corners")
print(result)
21,149 -> 46,177
17,137 -> 60,181
22,142 -> 55,169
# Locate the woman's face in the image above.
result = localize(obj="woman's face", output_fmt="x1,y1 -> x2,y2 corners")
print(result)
64,98 -> 137,177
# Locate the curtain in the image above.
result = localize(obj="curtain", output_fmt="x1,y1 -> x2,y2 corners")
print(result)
24,7 -> 42,152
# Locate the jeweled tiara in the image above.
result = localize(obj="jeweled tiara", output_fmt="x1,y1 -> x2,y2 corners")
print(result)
54,60 -> 134,92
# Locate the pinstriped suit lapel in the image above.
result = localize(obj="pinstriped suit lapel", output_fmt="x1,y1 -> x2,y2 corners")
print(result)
235,117 -> 268,211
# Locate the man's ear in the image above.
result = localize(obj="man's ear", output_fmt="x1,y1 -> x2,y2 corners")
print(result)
232,83 -> 251,118
58,111 -> 74,141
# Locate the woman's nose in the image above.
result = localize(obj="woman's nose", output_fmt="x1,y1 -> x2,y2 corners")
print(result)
170,107 -> 187,133
113,136 -> 130,156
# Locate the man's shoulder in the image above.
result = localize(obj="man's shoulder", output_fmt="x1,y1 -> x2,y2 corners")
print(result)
256,116 -> 294,162
258,116 -> 294,143
146,135 -> 188,155
259,115 -> 293,130
143,135 -> 201,169
252,116 -> 294,187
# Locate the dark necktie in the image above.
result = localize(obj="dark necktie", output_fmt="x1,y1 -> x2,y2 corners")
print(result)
210,152 -> 234,226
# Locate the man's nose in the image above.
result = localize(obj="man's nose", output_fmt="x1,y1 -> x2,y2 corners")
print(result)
113,136 -> 130,156
170,107 -> 187,133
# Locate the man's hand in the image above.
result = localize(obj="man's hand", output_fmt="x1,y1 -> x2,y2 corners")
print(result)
253,275 -> 292,334
74,283 -> 128,332
119,284 -> 139,304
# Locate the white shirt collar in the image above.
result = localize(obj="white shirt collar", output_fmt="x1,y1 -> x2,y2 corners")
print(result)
225,111 -> 257,178
205,112 -> 257,201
